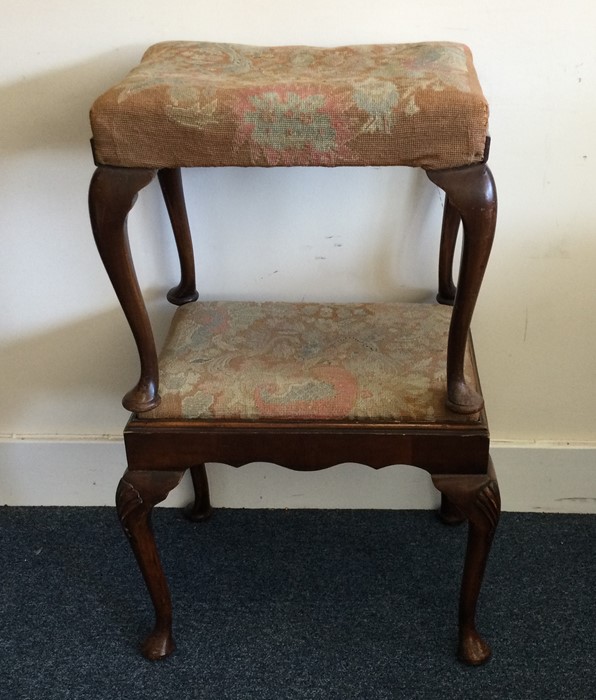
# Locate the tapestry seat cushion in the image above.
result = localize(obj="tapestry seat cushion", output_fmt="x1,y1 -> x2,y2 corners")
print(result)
142,301 -> 479,424
90,41 -> 488,170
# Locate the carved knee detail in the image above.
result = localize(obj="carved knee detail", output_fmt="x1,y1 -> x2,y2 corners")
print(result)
115,469 -> 185,660
432,464 -> 500,666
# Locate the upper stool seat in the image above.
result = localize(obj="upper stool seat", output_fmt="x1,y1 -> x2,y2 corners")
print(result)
90,41 -> 489,170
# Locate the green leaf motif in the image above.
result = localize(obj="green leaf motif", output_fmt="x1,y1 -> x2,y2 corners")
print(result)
244,92 -> 336,152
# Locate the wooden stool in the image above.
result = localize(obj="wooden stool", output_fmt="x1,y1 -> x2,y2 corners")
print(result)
88,41 -> 499,665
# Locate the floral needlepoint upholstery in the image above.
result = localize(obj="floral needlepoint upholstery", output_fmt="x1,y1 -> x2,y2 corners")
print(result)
90,41 -> 489,170
142,301 -> 479,423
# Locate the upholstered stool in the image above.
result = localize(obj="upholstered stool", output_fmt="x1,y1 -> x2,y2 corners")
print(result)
88,41 -> 499,665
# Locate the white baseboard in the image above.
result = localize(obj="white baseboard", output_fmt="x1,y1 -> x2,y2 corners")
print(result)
0,437 -> 594,513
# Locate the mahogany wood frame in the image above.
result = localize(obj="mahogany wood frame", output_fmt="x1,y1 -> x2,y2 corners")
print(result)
89,157 -> 499,665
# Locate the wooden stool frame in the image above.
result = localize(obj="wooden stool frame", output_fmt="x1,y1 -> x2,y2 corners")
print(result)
89,152 -> 499,665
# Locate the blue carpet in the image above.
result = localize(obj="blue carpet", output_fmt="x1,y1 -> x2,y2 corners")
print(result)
1,507 -> 594,699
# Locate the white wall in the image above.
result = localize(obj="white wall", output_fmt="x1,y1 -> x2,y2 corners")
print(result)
1,1 -> 595,510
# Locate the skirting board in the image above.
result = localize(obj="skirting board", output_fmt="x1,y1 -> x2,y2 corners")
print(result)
0,438 -> 594,513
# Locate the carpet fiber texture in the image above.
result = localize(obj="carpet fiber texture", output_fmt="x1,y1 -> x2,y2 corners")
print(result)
1,507 -> 594,699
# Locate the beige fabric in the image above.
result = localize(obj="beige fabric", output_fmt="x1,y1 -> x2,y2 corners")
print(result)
142,300 -> 480,424
90,41 -> 489,170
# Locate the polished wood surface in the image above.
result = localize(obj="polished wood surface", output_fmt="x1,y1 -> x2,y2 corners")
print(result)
427,162 -> 497,414
433,459 -> 500,664
157,168 -> 200,306
116,469 -> 185,659
89,166 -> 159,412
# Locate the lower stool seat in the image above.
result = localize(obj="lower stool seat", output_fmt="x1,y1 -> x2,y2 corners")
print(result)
143,300 -> 477,423
90,41 -> 488,169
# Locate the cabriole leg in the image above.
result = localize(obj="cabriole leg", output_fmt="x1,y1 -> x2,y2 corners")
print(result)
432,460 -> 500,665
186,463 -> 214,522
157,168 -> 199,305
89,165 -> 160,412
437,196 -> 461,305
427,164 -> 497,414
116,469 -> 186,659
